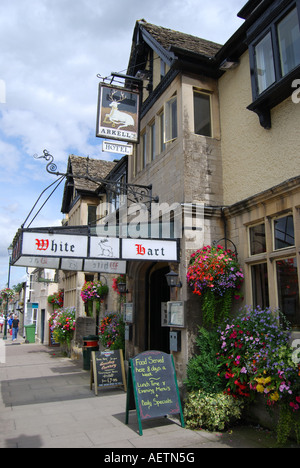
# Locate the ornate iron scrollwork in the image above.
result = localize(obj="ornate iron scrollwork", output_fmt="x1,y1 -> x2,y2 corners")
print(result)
34,150 -> 58,175
34,150 -> 159,209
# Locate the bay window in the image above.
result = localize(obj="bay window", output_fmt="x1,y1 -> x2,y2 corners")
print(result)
248,3 -> 300,128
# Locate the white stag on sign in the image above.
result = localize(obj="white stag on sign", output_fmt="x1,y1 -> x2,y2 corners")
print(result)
104,90 -> 135,129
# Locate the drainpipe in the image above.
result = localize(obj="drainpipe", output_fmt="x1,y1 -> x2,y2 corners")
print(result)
221,207 -> 227,251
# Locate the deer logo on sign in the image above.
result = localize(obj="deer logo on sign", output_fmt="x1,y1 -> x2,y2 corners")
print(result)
103,90 -> 135,130
98,239 -> 113,258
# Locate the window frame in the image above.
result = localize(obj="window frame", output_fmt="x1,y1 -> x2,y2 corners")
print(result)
150,120 -> 156,162
164,94 -> 178,144
272,213 -> 295,251
193,89 -> 213,138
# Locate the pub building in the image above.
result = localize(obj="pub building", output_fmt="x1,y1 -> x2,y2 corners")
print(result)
11,0 -> 300,388
116,0 -> 300,385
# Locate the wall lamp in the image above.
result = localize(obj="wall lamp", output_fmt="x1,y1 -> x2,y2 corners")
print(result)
117,282 -> 128,294
165,271 -> 182,288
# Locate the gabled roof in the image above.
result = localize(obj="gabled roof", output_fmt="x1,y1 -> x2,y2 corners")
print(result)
128,19 -> 224,88
68,155 -> 116,192
61,155 -> 117,214
139,20 -> 222,59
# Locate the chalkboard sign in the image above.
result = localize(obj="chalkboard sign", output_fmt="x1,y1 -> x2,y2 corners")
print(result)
125,350 -> 185,436
90,350 -> 126,395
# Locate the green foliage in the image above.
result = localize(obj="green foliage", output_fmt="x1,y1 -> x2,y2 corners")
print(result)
99,313 -> 125,351
277,403 -> 300,445
184,390 -> 244,432
184,327 -> 223,393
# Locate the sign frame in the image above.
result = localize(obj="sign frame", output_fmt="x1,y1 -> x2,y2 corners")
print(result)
167,301 -> 185,328
124,303 -> 134,323
12,227 -> 179,271
90,349 -> 127,395
96,83 -> 140,144
125,350 -> 185,436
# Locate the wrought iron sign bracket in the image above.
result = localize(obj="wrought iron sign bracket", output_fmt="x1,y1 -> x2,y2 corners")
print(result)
34,150 -> 159,207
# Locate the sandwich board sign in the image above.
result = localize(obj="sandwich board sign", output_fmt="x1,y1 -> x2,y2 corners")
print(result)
90,350 -> 126,395
125,350 -> 185,436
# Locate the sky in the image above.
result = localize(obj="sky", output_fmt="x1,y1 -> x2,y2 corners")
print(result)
0,0 -> 246,289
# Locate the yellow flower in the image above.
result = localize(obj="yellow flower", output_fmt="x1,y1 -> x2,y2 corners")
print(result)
255,377 -> 264,384
256,384 -> 265,393
264,376 -> 271,385
270,391 -> 279,402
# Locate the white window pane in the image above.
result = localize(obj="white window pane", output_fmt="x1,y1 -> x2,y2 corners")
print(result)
164,96 -> 177,143
255,33 -> 276,93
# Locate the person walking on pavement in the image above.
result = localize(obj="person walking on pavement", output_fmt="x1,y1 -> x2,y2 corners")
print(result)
12,315 -> 19,342
0,314 -> 4,333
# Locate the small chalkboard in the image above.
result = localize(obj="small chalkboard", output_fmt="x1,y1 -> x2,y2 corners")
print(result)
125,350 -> 185,436
90,349 -> 126,395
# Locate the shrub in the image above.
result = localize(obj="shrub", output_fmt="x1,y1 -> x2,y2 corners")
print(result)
184,391 -> 244,432
185,327 -> 223,394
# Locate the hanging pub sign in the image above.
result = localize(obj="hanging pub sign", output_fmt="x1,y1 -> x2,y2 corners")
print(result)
96,84 -> 140,143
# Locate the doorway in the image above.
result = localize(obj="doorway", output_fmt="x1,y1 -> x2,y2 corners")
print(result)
41,309 -> 45,344
148,265 -> 170,353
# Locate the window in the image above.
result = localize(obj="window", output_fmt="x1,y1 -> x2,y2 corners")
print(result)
164,95 -> 177,143
278,7 -> 300,76
249,223 -> 266,255
251,6 -> 300,97
247,213 -> 299,327
88,205 -> 97,226
255,33 -> 276,94
248,5 -> 300,127
141,132 -> 147,170
159,111 -> 165,153
274,214 -> 295,250
251,263 -> 269,308
150,121 -> 156,161
194,90 -> 212,137
276,258 -> 300,325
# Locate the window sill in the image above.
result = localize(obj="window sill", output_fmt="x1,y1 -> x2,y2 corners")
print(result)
247,64 -> 300,129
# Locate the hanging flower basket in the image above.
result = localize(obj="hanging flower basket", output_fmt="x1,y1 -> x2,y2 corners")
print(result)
81,281 -> 108,302
0,288 -> 15,302
187,244 -> 244,325
99,312 -> 125,351
48,291 -> 64,309
80,280 -> 109,317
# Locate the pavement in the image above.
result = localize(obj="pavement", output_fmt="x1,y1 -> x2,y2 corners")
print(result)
0,335 -> 299,450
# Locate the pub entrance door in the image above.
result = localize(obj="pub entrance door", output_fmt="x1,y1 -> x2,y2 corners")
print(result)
148,265 -> 170,353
